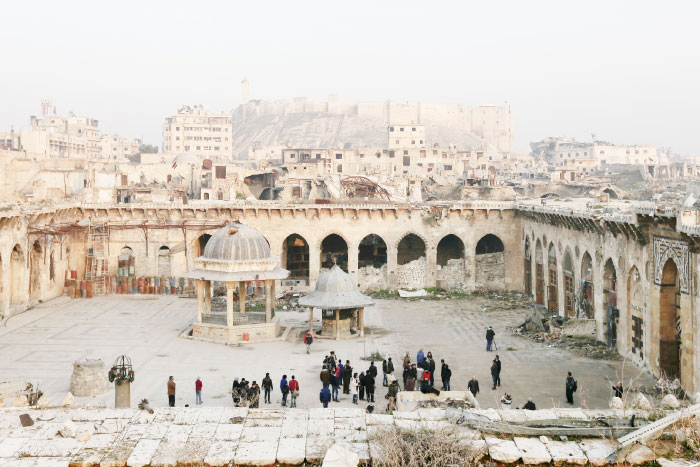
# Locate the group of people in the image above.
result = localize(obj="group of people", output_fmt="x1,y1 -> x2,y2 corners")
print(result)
319,351 -> 373,408
231,378 -> 261,408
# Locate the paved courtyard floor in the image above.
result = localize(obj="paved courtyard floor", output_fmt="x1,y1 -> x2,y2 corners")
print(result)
0,295 -> 655,410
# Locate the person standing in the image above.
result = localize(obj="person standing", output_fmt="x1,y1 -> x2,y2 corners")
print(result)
262,373 -> 273,404
416,348 -> 425,368
494,355 -> 502,387
249,381 -> 260,408
612,381 -> 624,399
442,364 -> 451,391
486,326 -> 495,351
331,369 -> 340,402
320,385 -> 331,408
320,365 -> 330,387
387,358 -> 394,379
195,377 -> 203,405
468,377 -> 479,398
280,375 -> 289,407
382,359 -> 388,386
342,361 -> 353,394
490,359 -> 500,390
232,378 -> 240,406
304,332 -> 313,354
289,376 -> 299,408
403,351 -> 410,369
167,376 -> 176,407
365,370 -> 376,403
565,372 -> 577,404
358,371 -> 366,401
368,361 -> 378,380
351,373 -> 359,404
402,365 -> 410,388
427,356 -> 436,386
387,380 -> 399,412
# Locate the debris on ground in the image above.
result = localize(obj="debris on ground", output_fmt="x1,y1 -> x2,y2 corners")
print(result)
398,289 -> 428,298
277,291 -> 303,311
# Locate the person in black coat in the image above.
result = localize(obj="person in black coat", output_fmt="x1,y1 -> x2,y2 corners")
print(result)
468,377 -> 479,397
442,364 -> 452,391
368,361 -> 378,379
364,373 -> 376,403
402,365 -> 410,388
566,371 -> 576,404
612,382 -> 623,399
495,355 -> 502,387
427,357 -> 436,386
486,326 -> 495,351
342,362 -> 353,394
490,360 -> 500,390
358,372 -> 366,400
420,378 -> 440,396
522,397 -> 536,410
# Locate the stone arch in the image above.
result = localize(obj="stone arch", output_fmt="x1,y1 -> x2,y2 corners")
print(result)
547,242 -> 558,313
603,187 -> 619,199
475,234 -> 505,291
358,234 -> 387,269
321,233 -> 348,272
282,234 -> 310,284
10,244 -> 24,305
119,246 -> 135,277
659,258 -> 682,380
49,252 -> 55,282
196,234 -> 212,257
396,233 -> 427,289
580,251 -> 594,318
524,236 -> 532,296
397,233 -> 426,265
436,234 -> 464,267
603,258 -> 618,346
29,241 -> 42,301
627,266 -> 644,359
563,248 -> 575,317
157,246 -> 171,277
534,239 -> 544,305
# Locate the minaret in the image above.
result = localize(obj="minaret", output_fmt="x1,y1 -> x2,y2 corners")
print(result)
241,79 -> 249,118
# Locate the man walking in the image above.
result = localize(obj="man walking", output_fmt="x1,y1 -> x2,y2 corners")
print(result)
320,385 -> 331,408
167,376 -> 176,407
486,326 -> 495,351
387,380 -> 399,413
288,375 -> 299,408
304,332 -> 313,354
351,373 -> 359,404
490,359 -> 500,390
195,377 -> 203,405
280,374 -> 290,407
262,373 -> 273,404
468,376 -> 479,398
565,372 -> 577,404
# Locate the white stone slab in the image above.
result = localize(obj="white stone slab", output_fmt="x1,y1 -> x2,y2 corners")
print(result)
283,408 -> 308,420
82,433 -> 116,449
276,437 -> 306,464
625,445 -> 656,464
499,410 -> 529,423
247,408 -> 283,419
308,408 -> 334,419
163,424 -> 192,442
365,414 -> 394,425
281,418 -> 308,438
204,440 -> 237,466
394,419 -> 422,431
214,423 -> 243,441
333,408 -> 364,418
578,439 -> 616,466
197,407 -> 224,423
149,440 -> 183,466
152,408 -> 179,423
244,416 -> 283,427
335,416 -> 365,431
125,438 -> 160,467
17,438 -> 81,458
306,436 -> 335,463
0,437 -> 26,457
142,422 -> 169,439
393,411 -> 420,420
461,439 -> 488,461
234,441 -> 279,465
179,437 -> 210,465
551,408 -> 588,420
240,426 -> 281,442
522,409 -> 557,421
190,422 -> 218,438
488,439 -> 523,464
546,440 -> 587,465
172,408 -> 201,425
514,437 -> 552,464
335,429 -> 368,443
123,423 -> 147,441
130,410 -> 156,424
334,441 -> 370,462
307,419 -> 334,437
417,408 -> 446,420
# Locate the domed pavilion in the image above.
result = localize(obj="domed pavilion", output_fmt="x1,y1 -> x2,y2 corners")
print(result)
183,223 -> 288,343
298,264 -> 373,339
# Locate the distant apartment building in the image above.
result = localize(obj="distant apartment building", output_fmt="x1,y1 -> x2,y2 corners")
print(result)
387,124 -> 426,149
532,137 -> 660,169
100,134 -> 141,162
162,105 -> 232,160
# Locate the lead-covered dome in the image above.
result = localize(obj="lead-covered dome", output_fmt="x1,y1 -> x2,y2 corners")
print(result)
298,265 -> 374,310
202,223 -> 271,262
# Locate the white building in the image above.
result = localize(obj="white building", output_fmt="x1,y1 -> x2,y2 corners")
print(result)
162,106 -> 232,160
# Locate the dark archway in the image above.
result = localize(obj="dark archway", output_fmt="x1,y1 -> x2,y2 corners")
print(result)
397,234 -> 426,265
659,259 -> 681,379
283,234 -> 310,284
580,252 -> 594,318
548,243 -> 558,313
119,246 -> 135,277
358,234 -> 387,269
563,249 -> 575,317
49,252 -> 55,282
628,266 -> 644,359
603,188 -> 618,199
534,239 -> 544,305
524,237 -> 532,296
29,241 -> 42,300
197,234 -> 212,257
436,234 -> 464,267
321,234 -> 348,272
158,246 -> 171,277
475,234 -> 505,290
10,245 -> 24,305
603,259 -> 618,347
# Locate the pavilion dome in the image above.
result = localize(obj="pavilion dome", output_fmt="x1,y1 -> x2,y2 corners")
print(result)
298,265 -> 374,310
201,223 -> 271,262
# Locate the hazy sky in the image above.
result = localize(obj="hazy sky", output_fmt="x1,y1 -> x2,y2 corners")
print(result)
1,1 -> 698,155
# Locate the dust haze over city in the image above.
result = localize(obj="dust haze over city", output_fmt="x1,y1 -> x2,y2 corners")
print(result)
2,2 -> 700,466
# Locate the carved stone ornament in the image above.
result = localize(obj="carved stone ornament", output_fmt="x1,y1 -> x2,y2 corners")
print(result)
653,236 -> 689,294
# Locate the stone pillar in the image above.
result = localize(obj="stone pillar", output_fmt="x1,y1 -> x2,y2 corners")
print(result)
359,307 -> 365,337
336,309 -> 340,340
426,244 -> 437,288
204,280 -> 212,315
264,280 -> 272,323
386,247 -> 398,289
271,280 -> 276,318
309,307 -> 314,334
348,243 -> 359,285
115,381 -> 131,408
226,282 -> 234,327
239,282 -> 246,315
309,242 -> 321,289
196,280 -> 204,324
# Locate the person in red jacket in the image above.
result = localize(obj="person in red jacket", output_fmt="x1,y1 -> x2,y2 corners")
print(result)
288,375 -> 300,408
195,377 -> 203,405
304,332 -> 313,354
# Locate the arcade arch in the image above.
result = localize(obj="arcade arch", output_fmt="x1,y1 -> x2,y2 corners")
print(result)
436,234 -> 464,267
282,234 -> 310,284
547,243 -> 558,313
563,249 -> 575,317
10,245 -> 23,305
358,234 -> 387,269
659,259 -> 681,379
158,246 -> 171,277
580,252 -> 594,318
475,234 -> 505,291
602,259 -> 618,346
534,239 -> 544,305
321,234 -> 348,272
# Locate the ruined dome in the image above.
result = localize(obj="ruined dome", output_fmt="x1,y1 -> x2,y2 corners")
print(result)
170,152 -> 200,168
298,265 -> 374,310
201,223 -> 271,262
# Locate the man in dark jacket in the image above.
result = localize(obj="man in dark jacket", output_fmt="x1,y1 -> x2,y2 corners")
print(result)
320,385 -> 331,408
342,361 -> 353,394
249,381 -> 260,408
387,380 -> 399,412
427,357 -> 436,386
358,372 -> 366,400
331,371 -> 340,402
387,358 -> 394,375
382,359 -> 388,386
566,372 -> 576,404
304,332 -> 313,354
368,361 -> 378,379
280,375 -> 289,407
522,397 -> 536,410
490,359 -> 500,390
442,363 -> 452,391
486,326 -> 495,351
420,377 -> 440,396
262,373 -> 273,404
320,366 -> 330,386
364,372 -> 376,403
494,355 -> 502,387
612,382 -> 623,399
468,377 -> 479,397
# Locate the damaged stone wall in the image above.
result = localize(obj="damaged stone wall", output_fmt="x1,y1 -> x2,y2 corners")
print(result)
396,256 -> 427,290
358,265 -> 388,291
436,258 -> 468,291
475,252 -> 505,290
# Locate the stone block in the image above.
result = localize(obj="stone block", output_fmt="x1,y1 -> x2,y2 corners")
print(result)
307,419 -> 334,437
309,408 -> 335,419
100,439 -> 138,466
204,440 -> 237,466
306,436 -> 335,463
197,406 -> 224,423
625,445 -> 656,464
0,437 -> 27,457
487,438 -> 522,463
546,440 -> 587,465
365,414 -> 394,425
190,422 -> 218,438
277,437 -> 306,465
514,437 -> 551,464
333,441 -> 370,463
163,424 -> 192,442
417,408 -> 446,420
179,437 -> 210,465
240,426 -> 281,442
172,408 -> 200,425
333,408 -> 364,418
17,438 -> 81,457
234,441 -> 279,465
578,439 -> 616,466
214,423 -> 243,441
335,416 -> 365,431
334,429 -> 367,443
125,438 -> 160,467
244,416 -> 283,427
149,440 -> 184,466
142,422 -> 169,440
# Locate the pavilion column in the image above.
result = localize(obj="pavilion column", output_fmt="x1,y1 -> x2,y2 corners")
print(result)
359,307 -> 365,337
335,309 -> 340,340
226,282 -> 234,328
204,280 -> 212,315
196,280 -> 204,324
239,281 -> 246,315
270,280 -> 276,318
309,307 -> 314,334
264,280 -> 272,323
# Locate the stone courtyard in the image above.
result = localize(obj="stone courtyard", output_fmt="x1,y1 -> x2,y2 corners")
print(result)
0,294 -> 655,410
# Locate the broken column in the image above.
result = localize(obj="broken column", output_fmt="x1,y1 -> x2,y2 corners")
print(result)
70,359 -> 110,397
